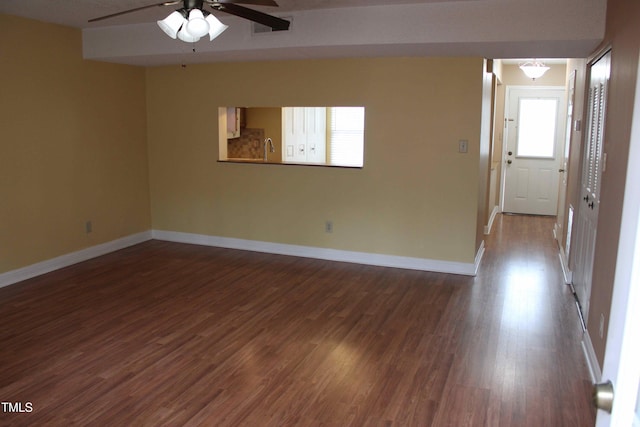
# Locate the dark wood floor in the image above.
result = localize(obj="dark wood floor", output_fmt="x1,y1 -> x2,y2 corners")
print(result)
0,214 -> 596,426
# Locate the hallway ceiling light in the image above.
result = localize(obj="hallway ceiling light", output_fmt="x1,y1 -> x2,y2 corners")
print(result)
519,60 -> 551,80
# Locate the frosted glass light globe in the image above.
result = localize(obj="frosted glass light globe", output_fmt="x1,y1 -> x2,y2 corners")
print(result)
186,9 -> 210,38
157,11 -> 186,39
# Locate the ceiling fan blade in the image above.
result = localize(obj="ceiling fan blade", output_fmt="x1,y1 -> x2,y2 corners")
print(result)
88,1 -> 180,23
214,0 -> 279,6
211,3 -> 290,31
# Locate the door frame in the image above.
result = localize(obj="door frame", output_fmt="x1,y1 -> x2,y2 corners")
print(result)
500,85 -> 568,214
555,71 -> 576,265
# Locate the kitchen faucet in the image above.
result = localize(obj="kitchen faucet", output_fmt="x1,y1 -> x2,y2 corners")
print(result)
264,137 -> 275,161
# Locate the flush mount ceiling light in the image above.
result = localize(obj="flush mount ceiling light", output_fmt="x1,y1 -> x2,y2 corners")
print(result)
519,60 -> 551,80
89,0 -> 290,44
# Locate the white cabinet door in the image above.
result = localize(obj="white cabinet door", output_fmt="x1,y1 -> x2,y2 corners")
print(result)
283,107 -> 305,162
306,107 -> 326,163
574,51 -> 610,321
282,107 -> 326,164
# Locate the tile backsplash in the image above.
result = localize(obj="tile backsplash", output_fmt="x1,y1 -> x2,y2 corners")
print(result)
227,128 -> 265,159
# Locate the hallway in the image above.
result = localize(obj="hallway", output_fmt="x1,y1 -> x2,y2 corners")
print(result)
0,214 -> 596,426
433,213 -> 596,425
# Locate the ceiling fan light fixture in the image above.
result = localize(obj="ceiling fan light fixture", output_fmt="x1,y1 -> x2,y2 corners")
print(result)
185,9 -> 210,38
89,0 -> 289,44
519,60 -> 551,80
157,10 -> 186,39
205,13 -> 229,41
177,24 -> 200,42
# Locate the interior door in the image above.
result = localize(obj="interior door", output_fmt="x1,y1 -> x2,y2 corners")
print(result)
595,48 -> 640,427
573,51 -> 610,321
503,87 -> 566,215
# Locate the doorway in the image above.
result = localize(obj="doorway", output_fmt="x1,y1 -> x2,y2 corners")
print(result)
501,86 -> 567,215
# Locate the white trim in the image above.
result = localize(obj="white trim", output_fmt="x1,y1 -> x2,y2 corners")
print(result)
0,229 -> 483,290
558,248 -> 573,284
0,232 -> 152,289
152,230 -> 481,276
552,222 -> 572,279
484,205 -> 501,235
474,240 -> 485,275
582,330 -> 603,384
553,222 -> 560,240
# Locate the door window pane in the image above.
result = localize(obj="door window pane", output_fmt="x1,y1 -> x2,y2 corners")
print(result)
517,98 -> 557,158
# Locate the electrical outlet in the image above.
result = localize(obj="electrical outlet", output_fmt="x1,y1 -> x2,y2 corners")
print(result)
85,220 -> 93,234
325,220 -> 333,233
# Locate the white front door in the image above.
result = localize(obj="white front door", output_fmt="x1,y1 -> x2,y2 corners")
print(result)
595,48 -> 640,427
574,51 -> 610,321
503,87 -> 566,215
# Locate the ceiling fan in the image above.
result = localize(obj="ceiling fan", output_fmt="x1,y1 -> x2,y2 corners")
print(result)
89,0 -> 290,43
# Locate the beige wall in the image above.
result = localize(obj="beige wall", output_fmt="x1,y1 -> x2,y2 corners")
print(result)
501,63 -> 567,86
244,107 -> 283,163
586,0 -> 640,366
0,15 -> 151,273
147,57 -> 486,263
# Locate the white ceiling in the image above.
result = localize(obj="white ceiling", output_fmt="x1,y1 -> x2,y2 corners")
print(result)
0,0 -> 474,28
0,0 -> 606,66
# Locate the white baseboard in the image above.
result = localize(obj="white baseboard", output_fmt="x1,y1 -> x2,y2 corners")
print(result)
0,229 -> 483,290
582,330 -> 602,383
474,240 -> 485,275
0,231 -> 152,289
152,230 -> 481,276
484,206 -> 500,235
558,247 -> 573,284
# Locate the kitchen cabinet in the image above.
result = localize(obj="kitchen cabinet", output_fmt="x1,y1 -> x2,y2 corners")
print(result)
227,107 -> 241,139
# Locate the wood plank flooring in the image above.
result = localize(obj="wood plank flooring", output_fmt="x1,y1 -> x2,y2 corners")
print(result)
0,214 -> 596,426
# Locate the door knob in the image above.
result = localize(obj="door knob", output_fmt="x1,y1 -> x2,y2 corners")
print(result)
508,151 -> 513,156
593,380 -> 614,413
507,160 -> 512,164
559,169 -> 565,172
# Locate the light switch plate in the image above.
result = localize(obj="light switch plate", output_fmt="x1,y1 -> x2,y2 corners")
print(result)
458,140 -> 469,153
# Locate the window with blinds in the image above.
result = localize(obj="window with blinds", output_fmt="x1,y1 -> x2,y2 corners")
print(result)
328,107 -> 365,167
